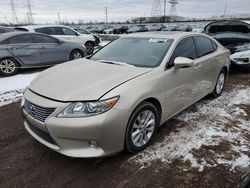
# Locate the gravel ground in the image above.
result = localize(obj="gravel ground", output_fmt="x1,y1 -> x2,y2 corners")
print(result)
0,71 -> 249,188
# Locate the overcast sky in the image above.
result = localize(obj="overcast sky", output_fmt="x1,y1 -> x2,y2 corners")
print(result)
0,0 -> 249,24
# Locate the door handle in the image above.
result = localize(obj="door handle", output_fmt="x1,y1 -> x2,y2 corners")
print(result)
10,47 -> 18,50
194,65 -> 202,70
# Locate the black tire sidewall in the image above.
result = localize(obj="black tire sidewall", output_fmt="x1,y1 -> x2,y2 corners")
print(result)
125,102 -> 159,153
0,58 -> 18,76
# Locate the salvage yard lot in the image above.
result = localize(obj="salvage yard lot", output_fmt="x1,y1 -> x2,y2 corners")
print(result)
0,71 -> 249,187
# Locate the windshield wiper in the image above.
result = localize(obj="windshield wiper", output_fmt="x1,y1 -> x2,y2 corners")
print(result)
99,60 -> 135,67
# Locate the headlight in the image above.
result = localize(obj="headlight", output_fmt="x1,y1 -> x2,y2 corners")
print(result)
57,96 -> 119,118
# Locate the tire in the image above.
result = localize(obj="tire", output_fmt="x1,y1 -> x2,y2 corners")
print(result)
85,41 -> 95,55
211,70 -> 226,98
125,101 -> 160,154
70,50 -> 84,60
0,58 -> 18,76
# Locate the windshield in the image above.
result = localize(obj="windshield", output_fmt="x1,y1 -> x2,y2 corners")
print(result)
91,37 -> 173,67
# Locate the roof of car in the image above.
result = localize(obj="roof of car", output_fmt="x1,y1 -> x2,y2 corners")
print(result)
123,31 -> 204,40
15,25 -> 71,30
0,31 -> 48,42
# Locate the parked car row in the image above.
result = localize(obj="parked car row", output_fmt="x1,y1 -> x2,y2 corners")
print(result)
0,32 -> 87,76
85,24 -> 166,35
15,25 -> 98,54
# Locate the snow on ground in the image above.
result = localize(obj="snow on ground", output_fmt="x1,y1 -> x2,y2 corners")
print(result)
128,86 -> 250,172
0,72 -> 39,107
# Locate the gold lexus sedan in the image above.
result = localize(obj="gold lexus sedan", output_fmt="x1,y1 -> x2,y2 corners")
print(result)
21,32 -> 230,157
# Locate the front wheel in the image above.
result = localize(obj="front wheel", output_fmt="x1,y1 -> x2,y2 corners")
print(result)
85,41 -> 95,54
70,50 -> 84,60
0,58 -> 18,76
125,102 -> 159,154
211,70 -> 226,98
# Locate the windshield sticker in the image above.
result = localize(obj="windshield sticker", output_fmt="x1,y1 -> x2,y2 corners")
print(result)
149,39 -> 169,43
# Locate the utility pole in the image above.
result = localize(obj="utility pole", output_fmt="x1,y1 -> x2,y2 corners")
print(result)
10,0 -> 18,24
4,15 -> 8,24
105,7 -> 108,25
57,12 -> 61,24
223,3 -> 227,18
27,0 -> 34,24
163,0 -> 167,22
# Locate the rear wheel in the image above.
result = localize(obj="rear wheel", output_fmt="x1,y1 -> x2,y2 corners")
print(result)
0,58 -> 18,76
211,70 -> 226,98
70,50 -> 83,60
125,102 -> 159,153
85,41 -> 95,54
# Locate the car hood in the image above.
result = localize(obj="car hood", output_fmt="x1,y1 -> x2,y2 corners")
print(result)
204,20 -> 250,35
29,59 -> 152,101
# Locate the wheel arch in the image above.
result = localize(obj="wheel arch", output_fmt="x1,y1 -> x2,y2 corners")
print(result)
222,66 -> 229,78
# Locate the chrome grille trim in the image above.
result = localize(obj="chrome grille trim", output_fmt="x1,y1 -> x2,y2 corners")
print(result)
24,100 -> 56,122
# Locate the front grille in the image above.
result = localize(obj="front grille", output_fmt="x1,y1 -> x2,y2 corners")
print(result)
24,100 -> 56,122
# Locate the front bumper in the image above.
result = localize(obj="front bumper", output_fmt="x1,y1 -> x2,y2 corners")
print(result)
22,89 -> 129,158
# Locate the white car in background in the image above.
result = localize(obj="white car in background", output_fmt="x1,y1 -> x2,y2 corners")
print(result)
15,25 -> 96,54
230,49 -> 250,69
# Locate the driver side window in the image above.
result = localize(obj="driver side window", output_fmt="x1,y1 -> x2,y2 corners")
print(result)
62,28 -> 78,36
168,37 -> 196,68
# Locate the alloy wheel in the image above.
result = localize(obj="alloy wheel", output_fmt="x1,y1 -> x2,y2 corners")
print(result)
0,59 -> 16,74
216,72 -> 225,94
85,42 -> 94,54
131,110 -> 156,147
72,51 -> 82,59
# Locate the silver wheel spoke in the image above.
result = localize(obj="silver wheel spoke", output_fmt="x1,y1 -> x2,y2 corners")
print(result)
131,109 -> 156,147
133,133 -> 141,144
139,134 -> 145,146
132,129 -> 140,139
0,59 -> 15,74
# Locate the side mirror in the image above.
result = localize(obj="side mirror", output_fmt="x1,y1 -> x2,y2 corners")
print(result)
174,57 -> 194,69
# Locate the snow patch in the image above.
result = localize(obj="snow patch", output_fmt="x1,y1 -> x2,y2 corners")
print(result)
128,87 -> 250,172
0,72 -> 39,107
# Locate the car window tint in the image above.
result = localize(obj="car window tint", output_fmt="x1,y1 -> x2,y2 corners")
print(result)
35,27 -> 64,35
168,37 -> 196,68
32,34 -> 58,43
194,36 -> 214,57
62,28 -> 77,35
7,34 -> 34,44
77,29 -> 87,34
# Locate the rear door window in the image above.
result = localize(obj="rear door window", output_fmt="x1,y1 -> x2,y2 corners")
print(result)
32,34 -> 58,43
6,34 -> 34,44
35,27 -> 64,35
194,36 -> 214,57
168,36 -> 196,68
62,27 -> 78,36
